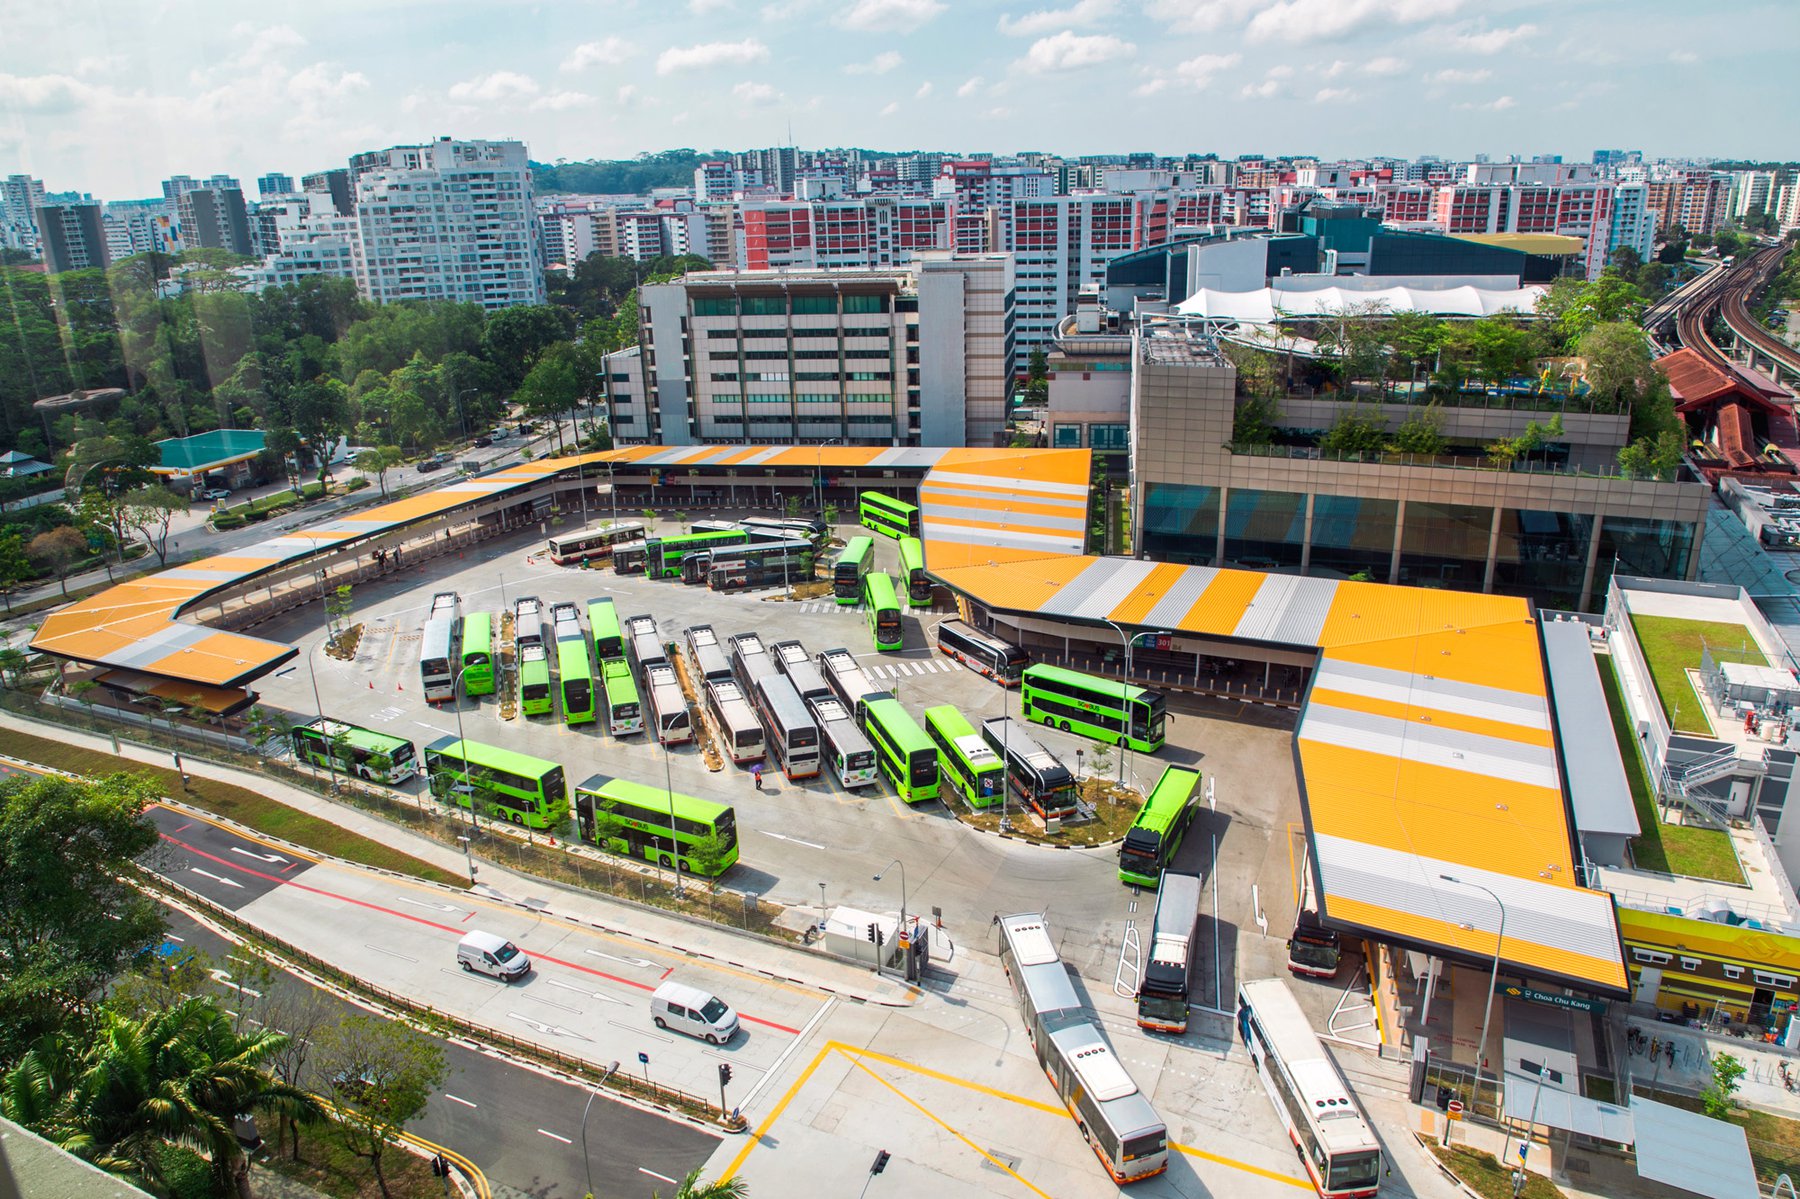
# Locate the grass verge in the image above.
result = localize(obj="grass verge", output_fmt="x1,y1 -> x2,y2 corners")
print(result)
1432,1146 -> 1562,1199
958,775 -> 1144,847
1599,658 -> 1745,885
1629,614 -> 1766,735
4,727 -> 466,888
255,1120 -> 441,1199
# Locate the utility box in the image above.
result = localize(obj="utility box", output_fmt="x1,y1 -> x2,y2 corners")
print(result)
822,905 -> 898,968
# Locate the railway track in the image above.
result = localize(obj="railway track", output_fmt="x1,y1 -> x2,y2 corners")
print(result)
1664,244 -> 1800,383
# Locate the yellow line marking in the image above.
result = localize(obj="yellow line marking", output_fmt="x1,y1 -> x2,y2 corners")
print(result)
1171,1142 -> 1312,1189
835,1043 -> 1063,1114
156,803 -> 325,866
719,1044 -> 834,1181
841,1050 -> 1054,1199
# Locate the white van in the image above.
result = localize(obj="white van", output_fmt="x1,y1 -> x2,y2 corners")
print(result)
651,980 -> 740,1044
457,931 -> 531,981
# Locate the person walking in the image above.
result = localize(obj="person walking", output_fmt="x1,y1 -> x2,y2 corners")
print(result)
751,762 -> 764,791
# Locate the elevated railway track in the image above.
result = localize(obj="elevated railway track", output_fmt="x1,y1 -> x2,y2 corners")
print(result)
1658,244 -> 1800,387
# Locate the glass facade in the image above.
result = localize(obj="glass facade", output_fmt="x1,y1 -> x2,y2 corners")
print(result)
1491,509 -> 1594,610
1052,424 -> 1082,447
1222,489 -> 1305,569
1594,516 -> 1697,598
1308,496 -> 1398,581
1397,502 -> 1493,589
1142,482 -> 1219,565
1090,423 -> 1130,450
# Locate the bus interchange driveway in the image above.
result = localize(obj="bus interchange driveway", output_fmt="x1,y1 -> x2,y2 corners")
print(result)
185,519 -> 1457,1198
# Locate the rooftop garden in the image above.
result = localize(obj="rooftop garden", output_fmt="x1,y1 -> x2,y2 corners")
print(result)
1630,613 -> 1766,736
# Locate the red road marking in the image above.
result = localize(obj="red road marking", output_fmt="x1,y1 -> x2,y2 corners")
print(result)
156,832 -> 801,1034
660,965 -> 675,980
171,822 -> 193,834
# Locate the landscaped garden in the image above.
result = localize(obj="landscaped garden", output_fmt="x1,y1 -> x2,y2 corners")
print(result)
1629,613 -> 1767,736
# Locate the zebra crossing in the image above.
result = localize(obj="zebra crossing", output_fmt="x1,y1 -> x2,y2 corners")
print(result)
864,659 -> 961,679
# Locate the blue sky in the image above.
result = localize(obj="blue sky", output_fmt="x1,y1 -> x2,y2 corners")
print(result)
2,0 -> 1793,199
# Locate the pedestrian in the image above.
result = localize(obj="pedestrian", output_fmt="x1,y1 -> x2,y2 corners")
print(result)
751,763 -> 763,791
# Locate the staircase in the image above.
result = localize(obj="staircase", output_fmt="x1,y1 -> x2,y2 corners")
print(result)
1657,746 -> 1751,829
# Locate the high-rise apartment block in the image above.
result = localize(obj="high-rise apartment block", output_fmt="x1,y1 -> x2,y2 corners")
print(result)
35,202 -> 110,272
604,252 -> 1014,448
302,169 -> 354,216
257,172 -> 297,198
352,138 -> 545,309
102,198 -> 180,261
175,186 -> 253,256
1646,170 -> 1728,235
1,174 -> 47,230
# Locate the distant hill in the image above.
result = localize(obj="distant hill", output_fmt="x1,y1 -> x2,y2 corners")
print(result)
531,151 -> 726,196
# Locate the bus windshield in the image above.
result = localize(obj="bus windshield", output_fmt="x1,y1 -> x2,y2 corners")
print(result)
1328,1153 -> 1381,1192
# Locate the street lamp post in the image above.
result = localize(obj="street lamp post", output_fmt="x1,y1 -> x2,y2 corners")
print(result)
307,633 -> 341,793
1510,1061 -> 1550,1196
874,859 -> 908,977
1101,619 -> 1144,784
578,1060 -> 621,1199
455,835 -> 476,886
663,724 -> 682,897
1441,873 -> 1507,1123
816,437 -> 841,519
818,881 -> 829,932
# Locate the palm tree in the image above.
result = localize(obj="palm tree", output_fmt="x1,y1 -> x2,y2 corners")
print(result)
2,996 -> 323,1199
654,1168 -> 749,1199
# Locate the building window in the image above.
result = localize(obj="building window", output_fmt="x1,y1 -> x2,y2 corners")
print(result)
742,296 -> 786,316
692,297 -> 735,317
792,295 -> 835,314
1753,970 -> 1797,988
1491,509 -> 1594,611
1632,950 -> 1671,966
1398,501 -> 1493,589
1142,483 -> 1219,566
1090,423 -> 1129,451
1723,964 -> 1744,980
1308,495 -> 1396,581
1223,489 -> 1305,570
1593,516 -> 1698,593
843,294 -> 890,314
1680,957 -> 1701,972
1052,424 -> 1083,448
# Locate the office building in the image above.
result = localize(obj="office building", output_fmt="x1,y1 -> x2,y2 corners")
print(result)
175,186 -> 253,255
352,138 -> 544,309
302,168 -> 354,216
35,202 -> 110,272
257,172 -> 297,198
603,252 -> 1014,447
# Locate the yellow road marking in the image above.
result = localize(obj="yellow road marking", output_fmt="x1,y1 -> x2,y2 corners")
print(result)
1171,1142 -> 1312,1189
156,803 -> 325,867
841,1051 -> 1054,1199
719,1044 -> 834,1181
836,1043 -> 1063,1114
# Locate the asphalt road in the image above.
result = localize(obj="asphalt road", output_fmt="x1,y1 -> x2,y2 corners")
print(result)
149,834 -> 720,1199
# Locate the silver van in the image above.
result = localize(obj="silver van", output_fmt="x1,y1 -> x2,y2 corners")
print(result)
651,980 -> 739,1044
457,930 -> 531,981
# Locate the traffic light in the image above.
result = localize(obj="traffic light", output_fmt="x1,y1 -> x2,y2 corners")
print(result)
867,922 -> 878,944
870,1150 -> 891,1176
718,1063 -> 733,1087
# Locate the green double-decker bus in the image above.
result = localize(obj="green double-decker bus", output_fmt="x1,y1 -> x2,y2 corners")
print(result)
553,603 -> 596,727
291,719 -> 418,785
460,611 -> 495,696
859,696 -> 939,804
859,490 -> 919,539
518,643 -> 554,718
834,536 -> 874,605
424,738 -> 567,830
1118,765 -> 1202,887
897,535 -> 931,608
574,773 -> 740,877
924,705 -> 1004,809
864,571 -> 903,652
1021,663 -> 1166,753
643,528 -> 748,578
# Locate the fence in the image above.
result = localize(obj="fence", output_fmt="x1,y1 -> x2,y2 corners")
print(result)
146,874 -> 735,1127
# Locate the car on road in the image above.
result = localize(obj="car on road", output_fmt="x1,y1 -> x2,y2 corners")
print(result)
457,930 -> 530,980
651,980 -> 739,1044
472,435 -> 493,448
199,488 -> 232,501
416,457 -> 446,473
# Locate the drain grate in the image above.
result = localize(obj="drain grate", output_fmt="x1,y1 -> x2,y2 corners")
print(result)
980,1149 -> 1021,1173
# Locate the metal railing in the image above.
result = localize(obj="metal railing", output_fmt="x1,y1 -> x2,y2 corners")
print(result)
1225,441 -> 1661,482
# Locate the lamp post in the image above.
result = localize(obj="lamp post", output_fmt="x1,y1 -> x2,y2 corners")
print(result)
455,834 -> 476,886
1510,1061 -> 1550,1196
874,858 -> 908,976
818,881 -> 829,932
816,437 -> 841,519
664,720 -> 682,897
1101,619 -> 1145,784
1441,873 -> 1507,1123
578,1060 -> 621,1199
307,633 -> 341,793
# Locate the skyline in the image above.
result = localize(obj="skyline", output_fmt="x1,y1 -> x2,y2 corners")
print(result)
3,0 -> 1797,199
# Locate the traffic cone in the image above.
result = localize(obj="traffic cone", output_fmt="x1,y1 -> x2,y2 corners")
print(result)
369,681 -> 374,689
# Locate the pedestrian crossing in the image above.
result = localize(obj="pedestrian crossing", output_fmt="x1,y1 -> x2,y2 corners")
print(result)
863,659 -> 961,679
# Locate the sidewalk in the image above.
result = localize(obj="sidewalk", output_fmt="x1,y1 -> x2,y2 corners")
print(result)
0,707 -> 916,1008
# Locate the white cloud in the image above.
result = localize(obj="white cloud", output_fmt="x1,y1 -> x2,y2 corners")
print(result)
997,0 -> 1119,37
845,51 -> 904,74
691,0 -> 734,11
1143,0 -> 1264,34
1148,0 -> 1458,40
834,0 -> 945,32
760,0 -> 817,16
1133,76 -> 1169,97
447,71 -> 539,103
1458,93 -> 1516,110
1239,78 -> 1280,98
288,63 -> 369,101
880,100 -> 900,115
1320,59 -> 1350,78
1314,87 -> 1355,102
956,75 -> 984,97
617,84 -> 642,106
235,23 -> 306,68
531,90 -> 593,111
732,80 -> 782,105
1362,55 -> 1407,75
1266,64 -> 1294,78
1014,31 -> 1136,73
1444,23 -> 1537,53
73,54 -> 125,77
1173,51 -> 1240,88
985,105 -> 1014,118
1668,49 -> 1698,64
657,38 -> 771,74
562,38 -> 636,71
1428,66 -> 1491,83
915,81 -> 934,98
0,72 -> 94,115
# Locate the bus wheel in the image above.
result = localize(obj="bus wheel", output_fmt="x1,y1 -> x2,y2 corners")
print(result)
1059,720 -> 1071,733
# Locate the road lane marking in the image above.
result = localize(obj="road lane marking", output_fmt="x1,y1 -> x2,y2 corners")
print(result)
638,1168 -> 677,1184
741,997 -> 835,1112
544,978 -> 625,1005
397,897 -> 463,913
229,847 -> 290,864
611,1020 -> 671,1043
757,831 -> 825,850
190,868 -> 243,889
364,944 -> 420,963
584,950 -> 655,969
537,1129 -> 572,1144
165,934 -> 185,943
523,994 -> 582,1015
445,1094 -> 477,1108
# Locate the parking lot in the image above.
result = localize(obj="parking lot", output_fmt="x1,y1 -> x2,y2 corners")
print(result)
247,513 -> 1312,1001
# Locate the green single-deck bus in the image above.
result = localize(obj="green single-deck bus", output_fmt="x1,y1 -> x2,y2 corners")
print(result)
459,611 -> 495,696
1118,765 -> 1202,887
552,602 -> 596,726
518,642 -> 554,718
859,696 -> 939,804
864,571 -> 903,652
1022,663 -> 1166,753
643,528 -> 748,578
834,536 -> 875,604
587,597 -> 624,661
897,535 -> 931,608
291,718 -> 418,785
424,737 -> 567,829
924,705 -> 1004,809
574,774 -> 740,877
859,490 -> 920,539
600,657 -> 643,735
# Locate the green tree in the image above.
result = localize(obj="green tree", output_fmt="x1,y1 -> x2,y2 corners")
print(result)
0,528 -> 30,610
1231,393 -> 1281,446
651,1167 -> 750,1199
481,304 -> 576,389
1617,430 -> 1685,480
1701,1051 -> 1746,1119
0,644 -> 29,687
1319,404 -> 1387,457
686,829 -> 731,884
27,526 -> 88,595
1486,414 -> 1565,468
355,445 -> 405,498
514,342 -> 583,454
1390,403 -> 1447,455
119,484 -> 189,566
312,1014 -> 449,1199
